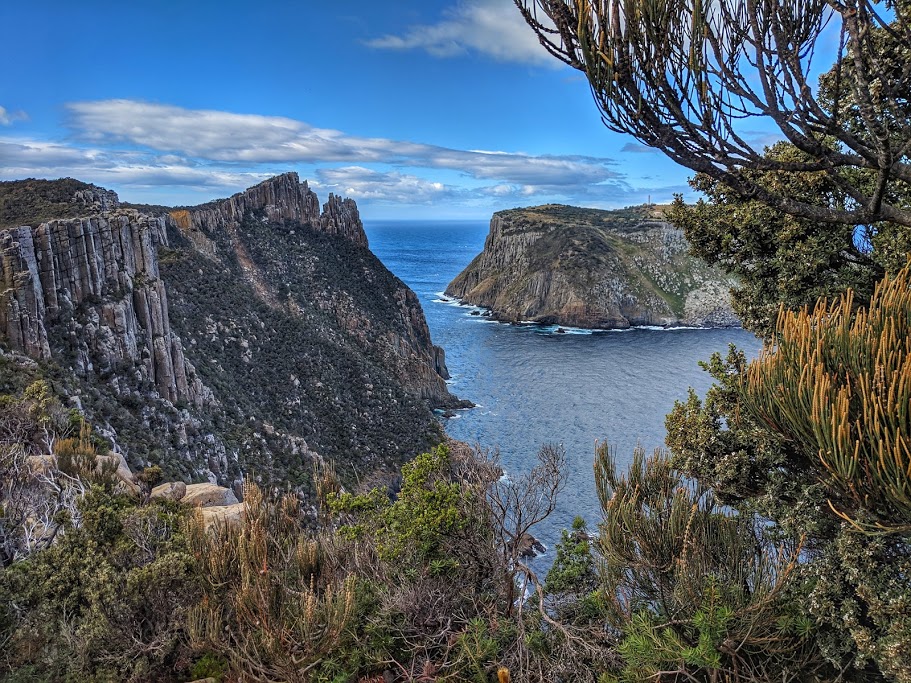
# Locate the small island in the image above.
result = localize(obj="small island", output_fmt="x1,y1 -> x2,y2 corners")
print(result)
446,204 -> 739,329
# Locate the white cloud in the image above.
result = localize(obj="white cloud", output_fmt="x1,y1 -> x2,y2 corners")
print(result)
65,100 -> 620,189
0,138 -> 267,190
2,99 -> 673,210
315,166 -> 460,204
365,0 -> 554,65
0,106 -> 28,126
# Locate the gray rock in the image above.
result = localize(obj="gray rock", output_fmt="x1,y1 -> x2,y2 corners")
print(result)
168,172 -> 368,247
513,532 -> 547,558
0,212 -> 211,407
183,483 -> 239,507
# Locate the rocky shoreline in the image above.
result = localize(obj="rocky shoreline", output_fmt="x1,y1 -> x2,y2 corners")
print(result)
445,295 -> 741,332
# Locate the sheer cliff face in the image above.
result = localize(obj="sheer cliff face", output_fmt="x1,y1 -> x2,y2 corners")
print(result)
166,173 -> 453,407
0,174 -> 455,486
446,205 -> 738,329
0,210 -> 209,406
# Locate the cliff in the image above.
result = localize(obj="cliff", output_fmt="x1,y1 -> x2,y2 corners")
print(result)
0,210 -> 209,406
446,204 -> 738,329
0,174 -> 460,487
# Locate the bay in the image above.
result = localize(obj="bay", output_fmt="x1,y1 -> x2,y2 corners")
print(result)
364,219 -> 763,557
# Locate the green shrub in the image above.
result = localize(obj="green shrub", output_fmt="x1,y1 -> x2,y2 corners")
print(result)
593,445 -> 823,683
1,488 -> 198,682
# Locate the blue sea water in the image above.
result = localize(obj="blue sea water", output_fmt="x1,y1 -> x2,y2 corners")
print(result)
364,219 -> 762,556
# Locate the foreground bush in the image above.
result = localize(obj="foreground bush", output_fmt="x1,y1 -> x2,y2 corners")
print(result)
668,266 -> 911,680
593,445 -> 823,683
187,483 -> 358,682
1,486 -> 198,682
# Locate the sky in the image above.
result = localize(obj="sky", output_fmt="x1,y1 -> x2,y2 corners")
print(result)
0,1 -> 792,218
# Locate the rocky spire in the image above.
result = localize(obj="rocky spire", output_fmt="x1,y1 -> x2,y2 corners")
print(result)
171,172 -> 368,247
321,193 -> 368,248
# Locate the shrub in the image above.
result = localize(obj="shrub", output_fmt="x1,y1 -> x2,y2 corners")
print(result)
594,445 -> 823,683
1,488 -> 198,681
187,482 -> 358,683
667,266 -> 911,680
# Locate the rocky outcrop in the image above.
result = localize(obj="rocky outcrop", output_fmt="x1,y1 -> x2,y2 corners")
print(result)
151,481 -> 187,501
72,186 -> 119,212
0,209 -> 209,405
169,172 -> 367,249
513,532 -> 548,558
182,483 -> 239,508
167,174 -> 455,409
163,173 -> 458,410
1,174 -> 458,489
25,451 -> 140,495
320,193 -> 367,247
447,204 -> 738,329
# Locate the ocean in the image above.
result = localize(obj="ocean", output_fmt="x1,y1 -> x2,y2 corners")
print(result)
364,219 -> 763,559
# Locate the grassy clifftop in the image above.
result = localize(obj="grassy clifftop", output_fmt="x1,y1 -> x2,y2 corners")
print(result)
493,203 -> 671,234
0,178 -> 106,229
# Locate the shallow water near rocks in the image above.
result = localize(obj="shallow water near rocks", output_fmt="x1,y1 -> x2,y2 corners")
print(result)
365,219 -> 762,565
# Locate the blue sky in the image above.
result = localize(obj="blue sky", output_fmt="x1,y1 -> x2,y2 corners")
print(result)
1,1 -> 779,218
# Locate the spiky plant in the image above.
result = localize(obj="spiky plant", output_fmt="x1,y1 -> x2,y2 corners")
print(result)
595,444 -> 820,682
743,264 -> 911,534
187,482 -> 356,682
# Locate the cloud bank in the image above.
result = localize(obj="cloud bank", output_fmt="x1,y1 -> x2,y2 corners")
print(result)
2,99 -> 684,212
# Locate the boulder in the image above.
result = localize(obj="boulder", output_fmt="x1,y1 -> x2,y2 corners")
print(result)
150,481 -> 187,501
513,532 -> 547,558
183,483 -> 239,507
199,502 -> 245,530
95,452 -> 139,494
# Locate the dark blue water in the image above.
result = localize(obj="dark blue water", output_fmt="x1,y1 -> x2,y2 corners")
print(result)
364,219 -> 762,554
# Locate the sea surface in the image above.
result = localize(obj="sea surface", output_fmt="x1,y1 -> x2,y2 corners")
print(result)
364,219 -> 762,560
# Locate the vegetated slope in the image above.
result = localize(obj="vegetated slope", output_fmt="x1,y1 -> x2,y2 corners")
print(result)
446,204 -> 738,329
0,173 -> 460,488
0,178 -> 119,229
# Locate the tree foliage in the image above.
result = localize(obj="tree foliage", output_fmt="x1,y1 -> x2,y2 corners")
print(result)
1,487 -> 198,682
668,142 -> 883,336
516,0 -> 911,227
